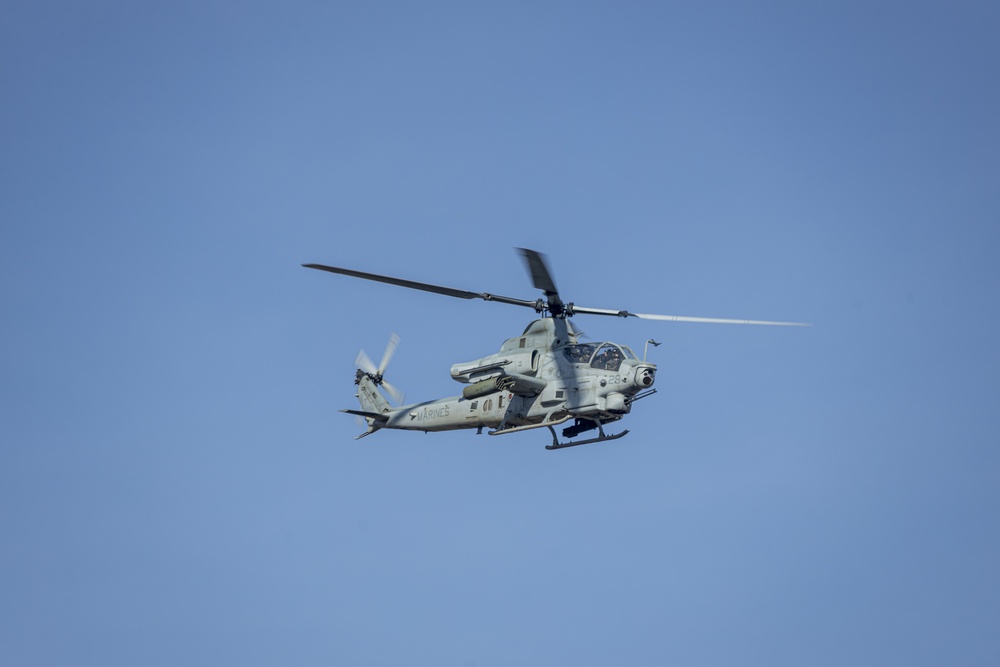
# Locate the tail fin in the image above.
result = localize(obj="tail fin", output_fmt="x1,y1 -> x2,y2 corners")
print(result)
349,335 -> 404,439
345,369 -> 392,439
355,369 -> 392,414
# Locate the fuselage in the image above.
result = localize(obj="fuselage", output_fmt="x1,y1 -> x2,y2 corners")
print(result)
364,318 -> 656,434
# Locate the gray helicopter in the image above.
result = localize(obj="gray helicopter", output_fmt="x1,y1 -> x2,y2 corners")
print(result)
304,248 -> 808,450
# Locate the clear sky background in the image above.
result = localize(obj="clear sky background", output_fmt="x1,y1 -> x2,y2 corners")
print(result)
2,2 -> 999,665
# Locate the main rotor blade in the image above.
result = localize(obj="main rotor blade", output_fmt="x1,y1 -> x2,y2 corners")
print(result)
304,263 -> 480,299
572,305 -> 811,326
634,313 -> 812,326
516,248 -> 559,296
302,263 -> 540,310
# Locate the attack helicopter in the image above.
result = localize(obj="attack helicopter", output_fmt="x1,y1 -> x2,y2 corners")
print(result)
303,248 -> 808,450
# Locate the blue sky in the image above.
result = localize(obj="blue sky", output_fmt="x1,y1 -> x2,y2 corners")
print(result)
2,2 -> 999,665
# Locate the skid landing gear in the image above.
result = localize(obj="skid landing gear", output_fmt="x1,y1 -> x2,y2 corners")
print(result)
545,420 -> 629,450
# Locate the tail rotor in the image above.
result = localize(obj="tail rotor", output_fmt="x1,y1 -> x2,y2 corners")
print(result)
356,333 -> 405,405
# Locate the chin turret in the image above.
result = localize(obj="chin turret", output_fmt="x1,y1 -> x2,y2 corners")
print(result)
634,366 -> 656,389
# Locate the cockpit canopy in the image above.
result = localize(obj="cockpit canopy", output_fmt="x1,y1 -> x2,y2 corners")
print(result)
561,342 -> 637,371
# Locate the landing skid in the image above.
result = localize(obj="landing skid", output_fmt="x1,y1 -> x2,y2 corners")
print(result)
545,425 -> 629,450
488,414 -> 572,437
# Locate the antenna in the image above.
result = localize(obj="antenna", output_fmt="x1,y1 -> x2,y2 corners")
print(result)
643,339 -> 661,362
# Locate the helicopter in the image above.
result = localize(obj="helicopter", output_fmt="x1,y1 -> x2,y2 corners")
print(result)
303,248 -> 808,450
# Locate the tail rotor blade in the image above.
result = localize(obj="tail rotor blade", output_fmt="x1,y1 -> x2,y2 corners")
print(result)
381,379 -> 405,405
355,349 -> 378,374
378,333 -> 400,374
